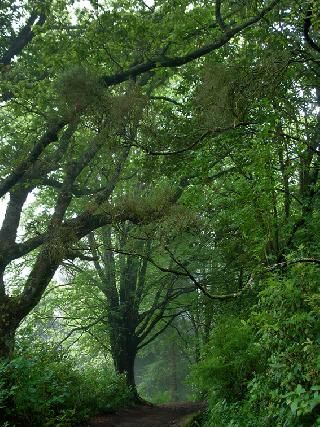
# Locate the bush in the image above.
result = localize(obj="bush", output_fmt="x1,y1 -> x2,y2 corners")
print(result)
192,267 -> 320,427
77,365 -> 133,415
191,316 -> 263,402
0,349 -> 132,427
242,270 -> 320,426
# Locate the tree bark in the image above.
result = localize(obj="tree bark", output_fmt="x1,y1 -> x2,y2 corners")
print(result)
0,328 -> 15,359
0,302 -> 19,359
111,331 -> 138,397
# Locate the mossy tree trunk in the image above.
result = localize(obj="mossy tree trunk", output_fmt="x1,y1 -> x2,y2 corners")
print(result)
111,330 -> 138,396
0,305 -> 17,360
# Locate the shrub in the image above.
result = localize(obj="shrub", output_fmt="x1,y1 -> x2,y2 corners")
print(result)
0,349 -> 132,426
191,316 -> 263,402
193,267 -> 320,427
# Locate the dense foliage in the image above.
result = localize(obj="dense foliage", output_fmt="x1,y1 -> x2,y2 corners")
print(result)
1,0 -> 320,426
195,268 -> 320,426
0,347 -> 132,426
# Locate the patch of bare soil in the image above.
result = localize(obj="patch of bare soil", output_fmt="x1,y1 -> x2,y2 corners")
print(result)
80,402 -> 205,427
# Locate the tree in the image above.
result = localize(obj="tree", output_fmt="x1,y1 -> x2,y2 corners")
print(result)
0,0 -> 281,359
87,222 -> 195,396
185,2 -> 320,423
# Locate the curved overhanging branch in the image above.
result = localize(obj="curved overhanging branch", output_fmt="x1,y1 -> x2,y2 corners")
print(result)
102,0 -> 280,87
164,247 -> 320,300
163,246 -> 252,300
89,243 -> 252,301
127,122 -> 249,156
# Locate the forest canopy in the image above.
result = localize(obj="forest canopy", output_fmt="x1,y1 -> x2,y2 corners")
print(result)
0,0 -> 320,426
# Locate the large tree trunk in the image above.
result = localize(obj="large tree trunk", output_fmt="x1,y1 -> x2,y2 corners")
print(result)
0,328 -> 15,359
110,328 -> 139,399
0,302 -> 19,360
0,304 -> 18,424
114,347 -> 137,390
111,323 -> 140,400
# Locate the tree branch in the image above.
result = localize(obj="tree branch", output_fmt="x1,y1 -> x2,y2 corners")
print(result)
0,188 -> 29,248
215,0 -> 227,31
88,232 -> 106,283
304,5 -> 320,54
138,310 -> 185,349
1,9 -> 47,66
102,0 -> 280,86
164,246 -> 253,300
150,96 -> 183,107
128,122 -> 249,156
55,313 -> 107,349
0,120 -> 66,198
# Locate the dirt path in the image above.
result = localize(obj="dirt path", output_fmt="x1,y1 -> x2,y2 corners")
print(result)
80,402 -> 205,427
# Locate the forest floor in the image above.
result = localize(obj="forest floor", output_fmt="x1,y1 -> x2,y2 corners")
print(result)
80,402 -> 206,427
